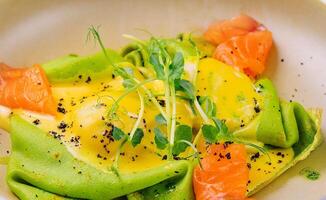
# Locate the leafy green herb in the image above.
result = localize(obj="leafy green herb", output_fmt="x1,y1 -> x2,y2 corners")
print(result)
107,78 -> 155,119
111,137 -> 128,177
172,125 -> 193,155
113,67 -> 134,79
202,124 -> 219,143
201,117 -> 230,143
148,38 -> 163,55
175,79 -> 195,100
149,54 -> 165,80
88,26 -> 167,121
112,127 -> 126,141
212,117 -> 228,135
175,139 -> 203,169
169,52 -> 184,81
154,127 -> 169,149
155,113 -> 167,125
131,128 -> 144,147
198,96 -> 216,118
122,79 -> 136,89
300,167 -> 320,181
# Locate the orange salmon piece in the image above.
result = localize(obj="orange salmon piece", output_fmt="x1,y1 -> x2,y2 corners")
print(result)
213,31 -> 273,78
204,14 -> 261,46
193,143 -> 250,200
0,63 -> 56,115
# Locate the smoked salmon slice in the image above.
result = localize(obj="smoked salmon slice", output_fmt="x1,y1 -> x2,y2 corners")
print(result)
193,143 -> 250,200
213,31 -> 273,78
0,63 -> 56,115
204,14 -> 261,46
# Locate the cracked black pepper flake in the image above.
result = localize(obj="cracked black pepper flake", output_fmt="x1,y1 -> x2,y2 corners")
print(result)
57,106 -> 66,114
70,136 -> 81,147
254,106 -> 261,113
57,121 -> 68,129
225,152 -> 231,159
85,76 -> 92,83
162,155 -> 167,160
247,163 -> 251,169
32,119 -> 40,125
49,131 -> 63,140
70,101 -> 77,106
218,153 -> 224,159
158,99 -> 166,107
250,152 -> 260,161
173,156 -> 181,160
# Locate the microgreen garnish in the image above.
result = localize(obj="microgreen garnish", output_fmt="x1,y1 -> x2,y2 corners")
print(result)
212,117 -> 228,135
154,127 -> 169,149
198,96 -> 216,118
155,114 -> 167,125
147,37 -> 187,158
128,90 -> 145,145
172,125 -> 193,155
169,52 -> 184,81
88,26 -> 267,170
88,26 -> 167,119
131,128 -> 144,147
107,78 -> 155,119
149,54 -> 165,79
112,126 -> 126,141
174,79 -> 195,100
202,124 -> 219,143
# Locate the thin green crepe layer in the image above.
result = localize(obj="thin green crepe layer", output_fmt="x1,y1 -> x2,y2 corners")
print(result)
120,34 -> 214,68
127,162 -> 194,200
231,78 -> 323,195
256,79 -> 317,149
248,108 -> 323,196
7,116 -> 193,200
234,79 -> 319,149
41,49 -> 125,83
41,34 -> 214,84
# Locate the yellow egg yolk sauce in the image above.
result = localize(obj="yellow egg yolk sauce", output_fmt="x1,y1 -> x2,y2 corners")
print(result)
247,148 -> 294,192
15,75 -> 194,173
8,58 -> 271,177
196,58 -> 262,132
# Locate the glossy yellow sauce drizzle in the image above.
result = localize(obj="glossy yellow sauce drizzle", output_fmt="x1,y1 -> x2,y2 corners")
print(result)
3,58 -> 266,175
196,58 -> 262,132
247,148 -> 294,191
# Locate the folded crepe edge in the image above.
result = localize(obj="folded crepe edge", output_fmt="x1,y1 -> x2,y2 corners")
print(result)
6,115 -> 192,200
247,108 -> 323,196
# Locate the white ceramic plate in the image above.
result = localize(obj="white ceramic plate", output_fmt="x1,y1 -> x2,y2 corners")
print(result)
0,0 -> 326,199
